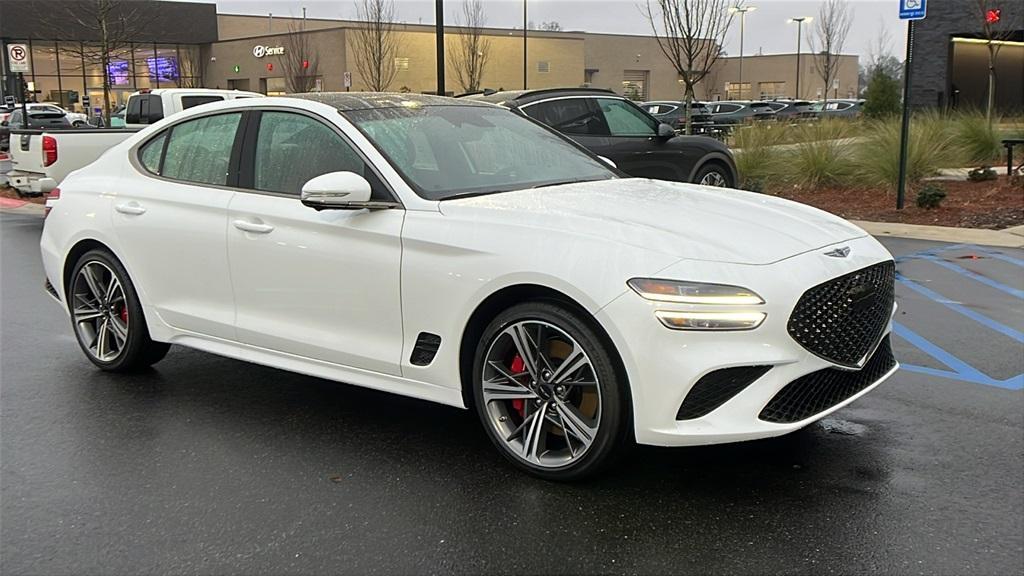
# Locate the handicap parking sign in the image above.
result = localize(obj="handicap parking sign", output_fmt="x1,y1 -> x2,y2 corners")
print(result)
899,0 -> 926,20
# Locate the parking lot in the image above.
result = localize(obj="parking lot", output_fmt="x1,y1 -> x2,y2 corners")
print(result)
1,210 -> 1022,575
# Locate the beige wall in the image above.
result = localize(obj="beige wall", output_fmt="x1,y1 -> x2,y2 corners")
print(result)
218,14 -> 343,40
706,53 -> 860,101
205,28 -> 348,92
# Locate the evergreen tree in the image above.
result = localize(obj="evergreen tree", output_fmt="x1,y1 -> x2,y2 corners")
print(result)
862,68 -> 901,119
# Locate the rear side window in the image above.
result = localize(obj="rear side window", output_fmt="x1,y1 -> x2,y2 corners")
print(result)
713,103 -> 740,114
181,95 -> 224,110
523,98 -> 609,136
161,113 -> 242,186
138,132 -> 167,174
252,111 -> 371,196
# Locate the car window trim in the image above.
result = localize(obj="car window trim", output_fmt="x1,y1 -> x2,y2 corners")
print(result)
234,106 -> 403,205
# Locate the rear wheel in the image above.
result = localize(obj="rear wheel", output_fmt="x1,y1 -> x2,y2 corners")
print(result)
473,302 -> 629,481
68,249 -> 169,371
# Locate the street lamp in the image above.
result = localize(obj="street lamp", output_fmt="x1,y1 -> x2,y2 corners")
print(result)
788,16 -> 812,99
729,5 -> 756,100
523,0 -> 528,89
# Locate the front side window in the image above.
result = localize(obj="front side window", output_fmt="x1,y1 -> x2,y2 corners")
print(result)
252,111 -> 370,196
596,98 -> 656,137
522,98 -> 608,136
347,104 -> 616,200
161,113 -> 241,186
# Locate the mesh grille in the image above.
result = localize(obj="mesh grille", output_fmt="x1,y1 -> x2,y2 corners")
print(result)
759,336 -> 895,424
676,365 -> 772,420
787,261 -> 895,367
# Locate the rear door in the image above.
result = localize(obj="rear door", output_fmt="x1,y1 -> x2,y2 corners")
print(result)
111,110 -> 243,338
519,97 -> 611,157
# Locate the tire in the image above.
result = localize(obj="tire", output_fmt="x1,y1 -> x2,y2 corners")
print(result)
693,162 -> 734,188
472,301 -> 630,481
68,248 -> 170,372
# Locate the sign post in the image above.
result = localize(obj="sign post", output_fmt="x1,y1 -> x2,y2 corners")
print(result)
896,0 -> 926,210
343,71 -> 352,92
7,44 -> 31,129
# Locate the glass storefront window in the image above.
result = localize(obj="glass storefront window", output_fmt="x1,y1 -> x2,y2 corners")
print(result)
31,43 -> 59,76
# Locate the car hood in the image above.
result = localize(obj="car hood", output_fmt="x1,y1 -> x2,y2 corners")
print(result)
439,178 -> 867,265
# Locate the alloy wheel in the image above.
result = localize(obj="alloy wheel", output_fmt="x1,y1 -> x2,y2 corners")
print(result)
700,170 -> 728,187
71,261 -> 129,362
481,320 -> 602,468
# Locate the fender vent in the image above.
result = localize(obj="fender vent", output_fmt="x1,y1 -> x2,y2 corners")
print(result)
677,365 -> 772,420
410,332 -> 442,366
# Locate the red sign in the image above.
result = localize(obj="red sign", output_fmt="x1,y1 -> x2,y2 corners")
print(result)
986,8 -> 1001,24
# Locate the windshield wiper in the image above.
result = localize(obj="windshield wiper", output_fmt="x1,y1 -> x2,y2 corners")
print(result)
531,178 -> 605,189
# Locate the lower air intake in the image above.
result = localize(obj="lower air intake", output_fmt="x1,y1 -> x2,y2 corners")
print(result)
676,365 -> 772,420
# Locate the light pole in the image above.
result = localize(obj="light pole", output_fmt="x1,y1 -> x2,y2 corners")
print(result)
523,0 -> 528,89
435,0 -> 445,96
730,5 -> 756,100
788,17 -> 811,99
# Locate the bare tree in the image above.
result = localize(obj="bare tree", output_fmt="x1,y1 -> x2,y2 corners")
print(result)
449,0 -> 491,93
974,0 -> 1021,122
351,0 -> 402,92
809,0 -> 852,105
39,0 -> 146,123
178,46 -> 207,89
280,19 -> 320,93
642,0 -> 735,134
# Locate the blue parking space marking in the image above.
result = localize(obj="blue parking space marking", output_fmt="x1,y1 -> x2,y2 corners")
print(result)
892,243 -> 1024,390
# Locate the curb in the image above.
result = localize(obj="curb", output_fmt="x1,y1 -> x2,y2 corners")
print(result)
0,201 -> 45,217
852,220 -> 1024,248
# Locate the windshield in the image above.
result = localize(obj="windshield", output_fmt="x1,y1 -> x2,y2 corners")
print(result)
345,104 -> 617,200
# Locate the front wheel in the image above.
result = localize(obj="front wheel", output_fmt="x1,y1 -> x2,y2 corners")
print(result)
473,302 -> 629,481
68,249 -> 170,371
694,162 -> 734,188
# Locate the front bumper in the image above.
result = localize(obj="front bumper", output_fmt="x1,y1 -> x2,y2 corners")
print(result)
596,235 -> 898,447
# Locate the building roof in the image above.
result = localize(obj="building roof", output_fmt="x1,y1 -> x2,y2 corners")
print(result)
286,92 -> 492,111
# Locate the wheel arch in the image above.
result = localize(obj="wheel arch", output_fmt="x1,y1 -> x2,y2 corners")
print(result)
457,283 -> 633,427
688,151 -> 738,186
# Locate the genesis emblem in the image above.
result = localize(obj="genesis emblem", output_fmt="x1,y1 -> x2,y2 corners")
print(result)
824,246 -> 851,258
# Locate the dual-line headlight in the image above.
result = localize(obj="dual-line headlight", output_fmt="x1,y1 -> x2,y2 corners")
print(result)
627,278 -> 766,331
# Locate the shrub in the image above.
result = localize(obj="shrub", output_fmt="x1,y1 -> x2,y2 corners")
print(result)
967,165 -> 997,182
783,119 -> 856,188
916,183 -> 947,209
731,122 -> 786,188
862,68 -> 902,119
952,110 -> 1003,164
854,112 -> 964,191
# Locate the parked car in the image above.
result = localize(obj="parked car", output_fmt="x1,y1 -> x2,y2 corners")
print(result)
124,88 -> 262,128
465,89 -> 737,188
41,93 -> 898,480
5,89 -> 261,194
640,100 -> 715,134
708,101 -> 777,128
764,99 -> 815,121
813,99 -> 865,119
0,108 -> 71,153
38,102 -> 91,127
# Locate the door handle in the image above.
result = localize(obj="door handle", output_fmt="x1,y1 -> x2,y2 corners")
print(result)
115,202 -> 146,215
233,219 -> 274,234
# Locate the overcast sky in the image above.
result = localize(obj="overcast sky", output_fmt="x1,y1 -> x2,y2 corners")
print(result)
198,0 -> 905,59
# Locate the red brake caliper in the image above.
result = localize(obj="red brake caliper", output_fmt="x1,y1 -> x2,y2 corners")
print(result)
510,355 -> 526,417
119,306 -> 128,323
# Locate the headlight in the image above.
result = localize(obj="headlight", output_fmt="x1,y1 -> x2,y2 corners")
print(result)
655,311 -> 766,331
627,278 -> 764,305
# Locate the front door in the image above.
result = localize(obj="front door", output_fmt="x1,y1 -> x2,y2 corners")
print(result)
226,110 -> 405,375
592,97 -> 688,182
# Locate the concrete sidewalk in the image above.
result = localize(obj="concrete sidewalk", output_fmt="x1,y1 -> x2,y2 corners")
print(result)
853,220 -> 1024,248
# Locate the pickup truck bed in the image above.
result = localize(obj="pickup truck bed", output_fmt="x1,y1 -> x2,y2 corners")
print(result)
5,128 -> 138,194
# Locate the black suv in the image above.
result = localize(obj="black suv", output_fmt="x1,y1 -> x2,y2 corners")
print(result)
463,89 -> 737,188
640,100 -> 715,135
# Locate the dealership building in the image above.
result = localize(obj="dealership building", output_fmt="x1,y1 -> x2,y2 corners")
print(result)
3,0 -> 863,111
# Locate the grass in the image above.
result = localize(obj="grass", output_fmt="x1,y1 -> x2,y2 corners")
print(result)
951,109 -> 1004,165
854,111 -> 965,192
783,120 -> 857,188
731,122 -> 787,188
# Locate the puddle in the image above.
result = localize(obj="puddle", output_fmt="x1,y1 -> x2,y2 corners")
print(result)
818,418 -> 867,436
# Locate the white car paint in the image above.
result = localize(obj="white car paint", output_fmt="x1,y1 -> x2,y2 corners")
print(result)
39,96 -> 898,450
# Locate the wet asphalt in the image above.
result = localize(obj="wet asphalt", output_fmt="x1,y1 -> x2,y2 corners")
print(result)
1,211 -> 1022,575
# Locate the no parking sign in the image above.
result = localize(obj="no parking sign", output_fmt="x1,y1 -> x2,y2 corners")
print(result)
7,44 -> 30,73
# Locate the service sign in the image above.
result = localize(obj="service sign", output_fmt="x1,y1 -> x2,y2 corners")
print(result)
252,45 -> 285,58
7,44 -> 30,73
899,0 -> 926,20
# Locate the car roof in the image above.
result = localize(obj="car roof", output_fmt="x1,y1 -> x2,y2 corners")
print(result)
463,88 -> 619,108
288,92 -> 494,112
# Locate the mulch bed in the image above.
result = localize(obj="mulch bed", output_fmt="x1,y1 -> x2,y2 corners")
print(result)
1,185 -> 46,205
770,176 -> 1024,230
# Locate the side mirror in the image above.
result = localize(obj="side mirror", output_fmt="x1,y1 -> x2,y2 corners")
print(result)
38,177 -> 57,194
657,123 -> 676,138
300,171 -> 397,210
0,121 -> 7,127
598,155 -> 617,169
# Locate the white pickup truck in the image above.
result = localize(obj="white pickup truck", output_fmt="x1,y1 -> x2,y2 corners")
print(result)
5,88 -> 261,195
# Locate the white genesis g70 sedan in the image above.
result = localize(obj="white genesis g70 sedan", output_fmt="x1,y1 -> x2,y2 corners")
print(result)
40,94 -> 898,480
